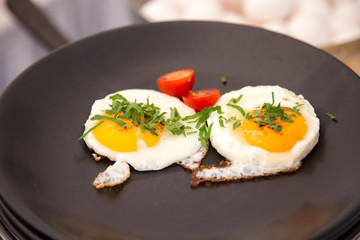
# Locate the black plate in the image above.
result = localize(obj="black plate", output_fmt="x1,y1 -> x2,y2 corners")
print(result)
0,22 -> 359,240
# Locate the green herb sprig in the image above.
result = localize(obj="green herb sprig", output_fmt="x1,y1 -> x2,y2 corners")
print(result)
218,115 -> 241,130
326,112 -> 337,122
182,106 -> 223,147
79,94 -> 179,140
225,92 -> 303,132
80,92 -> 304,147
221,74 -> 227,84
246,93 -> 302,132
79,94 -> 223,147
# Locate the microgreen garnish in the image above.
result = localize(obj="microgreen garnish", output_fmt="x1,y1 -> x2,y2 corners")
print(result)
183,106 -> 223,127
79,94 -> 223,147
78,121 -> 104,140
227,103 -> 245,116
228,94 -> 243,104
326,112 -> 337,122
221,74 -> 227,84
218,115 -> 241,130
218,116 -> 225,128
226,94 -> 245,116
165,121 -> 191,136
79,94 -> 173,140
170,107 -> 182,122
232,119 -> 241,130
91,115 -> 126,127
182,106 -> 223,147
80,92 -> 304,146
245,92 -> 302,132
224,92 -> 303,133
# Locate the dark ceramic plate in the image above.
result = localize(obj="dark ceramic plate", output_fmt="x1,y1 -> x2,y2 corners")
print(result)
0,22 -> 359,240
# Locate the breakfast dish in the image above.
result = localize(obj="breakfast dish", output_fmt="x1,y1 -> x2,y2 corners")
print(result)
81,89 -> 208,188
0,22 -> 359,240
191,85 -> 320,185
83,85 -> 320,188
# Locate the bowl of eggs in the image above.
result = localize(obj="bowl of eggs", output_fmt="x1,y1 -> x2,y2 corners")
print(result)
0,21 -> 359,239
128,0 -> 360,75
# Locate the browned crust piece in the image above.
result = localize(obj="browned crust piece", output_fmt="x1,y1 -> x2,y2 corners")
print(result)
87,150 -> 131,189
177,141 -> 210,170
92,161 -> 131,189
92,170 -> 130,189
88,148 -> 106,162
91,152 -> 105,162
190,160 -> 302,187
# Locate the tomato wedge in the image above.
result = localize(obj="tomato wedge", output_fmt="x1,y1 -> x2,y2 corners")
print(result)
182,89 -> 220,112
157,69 -> 195,98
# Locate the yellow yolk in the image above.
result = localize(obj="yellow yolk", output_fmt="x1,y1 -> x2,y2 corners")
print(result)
92,116 -> 163,152
240,109 -> 307,152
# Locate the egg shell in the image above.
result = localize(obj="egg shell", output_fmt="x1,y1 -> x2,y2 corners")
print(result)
242,0 -> 297,23
172,0 -> 197,13
287,11 -> 332,47
330,0 -> 360,43
222,11 -> 250,25
296,0 -> 332,21
140,0 -> 180,22
221,0 -> 244,14
180,0 -> 225,21
262,20 -> 289,35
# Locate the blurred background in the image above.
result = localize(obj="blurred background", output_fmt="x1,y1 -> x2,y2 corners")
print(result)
0,0 -> 359,94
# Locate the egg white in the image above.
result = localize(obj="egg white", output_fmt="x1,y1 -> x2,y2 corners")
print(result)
192,85 -> 320,185
83,89 -> 206,188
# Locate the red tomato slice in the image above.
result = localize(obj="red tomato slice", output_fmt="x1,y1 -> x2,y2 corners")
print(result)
157,69 -> 195,98
182,89 -> 220,112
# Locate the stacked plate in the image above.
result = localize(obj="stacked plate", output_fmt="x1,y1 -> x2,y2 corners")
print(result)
0,22 -> 359,240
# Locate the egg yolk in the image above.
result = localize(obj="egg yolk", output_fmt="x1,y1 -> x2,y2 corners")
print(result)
240,109 -> 307,152
92,115 -> 163,152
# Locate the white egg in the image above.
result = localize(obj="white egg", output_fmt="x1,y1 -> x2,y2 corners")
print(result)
262,20 -> 289,35
83,89 -> 206,188
180,0 -> 225,21
242,0 -> 297,23
332,28 -> 360,45
330,0 -> 360,44
296,0 -> 332,21
223,12 -> 250,25
192,86 -> 319,185
287,11 -> 332,47
172,0 -> 197,14
221,0 -> 244,14
140,0 -> 180,22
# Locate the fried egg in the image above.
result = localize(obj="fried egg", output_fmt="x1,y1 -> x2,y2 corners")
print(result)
192,85 -> 319,185
82,89 -> 207,188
